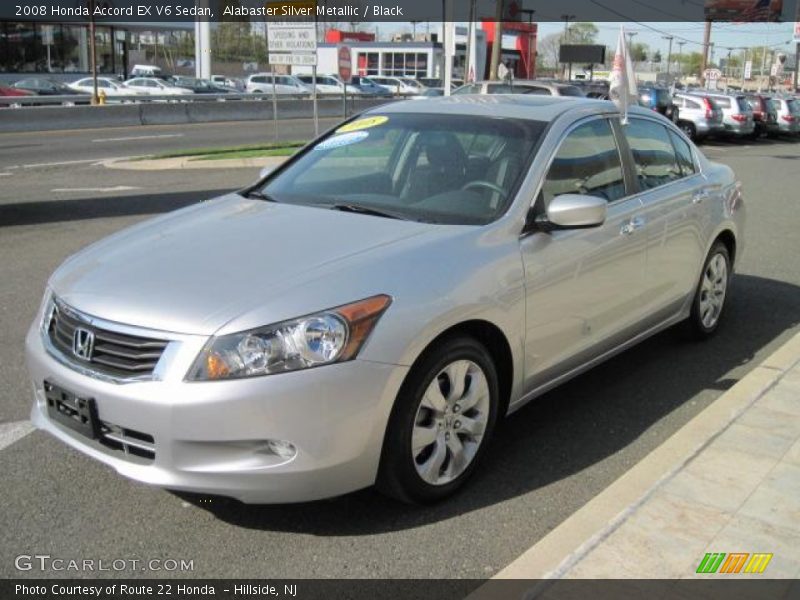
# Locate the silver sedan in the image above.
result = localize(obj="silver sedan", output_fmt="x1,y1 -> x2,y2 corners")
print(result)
26,96 -> 745,504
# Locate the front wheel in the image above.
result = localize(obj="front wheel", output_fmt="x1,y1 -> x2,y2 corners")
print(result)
686,242 -> 731,339
377,337 -> 500,504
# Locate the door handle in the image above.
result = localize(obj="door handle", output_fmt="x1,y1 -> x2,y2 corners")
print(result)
693,189 -> 711,204
620,216 -> 646,236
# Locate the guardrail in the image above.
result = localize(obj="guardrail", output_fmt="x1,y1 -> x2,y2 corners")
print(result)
0,91 -> 403,107
0,94 -> 401,133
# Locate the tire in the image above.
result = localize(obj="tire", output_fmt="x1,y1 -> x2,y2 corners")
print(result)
686,242 -> 732,339
377,336 -> 500,504
679,121 -> 696,141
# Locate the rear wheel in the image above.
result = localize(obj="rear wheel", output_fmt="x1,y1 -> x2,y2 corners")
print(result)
679,121 -> 696,140
686,242 -> 731,339
377,336 -> 500,504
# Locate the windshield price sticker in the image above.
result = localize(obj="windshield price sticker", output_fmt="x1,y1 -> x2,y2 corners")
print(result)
337,116 -> 389,133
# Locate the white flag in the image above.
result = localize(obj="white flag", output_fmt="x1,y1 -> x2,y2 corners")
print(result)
466,21 -> 478,83
609,26 -> 637,123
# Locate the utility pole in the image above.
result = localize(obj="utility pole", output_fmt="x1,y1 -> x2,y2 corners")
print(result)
663,35 -> 673,77
677,41 -> 686,81
700,19 -> 712,87
489,0 -> 504,80
89,0 -> 98,105
741,46 -> 748,88
626,31 -> 637,48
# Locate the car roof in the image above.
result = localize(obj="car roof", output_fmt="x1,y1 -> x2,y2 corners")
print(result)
371,94 -> 620,121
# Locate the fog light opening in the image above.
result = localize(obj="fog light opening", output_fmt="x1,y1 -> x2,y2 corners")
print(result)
266,440 -> 296,460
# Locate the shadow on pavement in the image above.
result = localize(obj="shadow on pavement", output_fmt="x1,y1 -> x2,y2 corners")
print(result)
0,189 -> 235,227
181,273 -> 800,534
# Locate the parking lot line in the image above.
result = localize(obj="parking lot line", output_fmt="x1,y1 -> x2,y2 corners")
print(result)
51,186 -> 141,193
0,420 -> 34,452
21,157 -> 138,169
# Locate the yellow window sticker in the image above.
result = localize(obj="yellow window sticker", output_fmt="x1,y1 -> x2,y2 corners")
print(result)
336,116 -> 389,133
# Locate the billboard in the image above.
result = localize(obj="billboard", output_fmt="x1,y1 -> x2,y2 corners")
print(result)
559,45 -> 606,64
705,0 -> 784,22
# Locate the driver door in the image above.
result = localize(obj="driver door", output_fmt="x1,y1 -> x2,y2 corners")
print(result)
520,117 -> 647,394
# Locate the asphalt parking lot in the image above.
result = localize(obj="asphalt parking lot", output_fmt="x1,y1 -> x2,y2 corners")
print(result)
1,125 -> 799,580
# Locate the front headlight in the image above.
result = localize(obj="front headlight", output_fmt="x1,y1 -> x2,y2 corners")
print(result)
187,295 -> 391,381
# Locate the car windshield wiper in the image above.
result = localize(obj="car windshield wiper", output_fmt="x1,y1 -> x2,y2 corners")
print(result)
328,203 -> 408,220
241,189 -> 278,202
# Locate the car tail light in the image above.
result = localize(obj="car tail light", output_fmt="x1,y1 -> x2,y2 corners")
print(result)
732,114 -> 747,122
703,97 -> 714,120
782,114 -> 796,122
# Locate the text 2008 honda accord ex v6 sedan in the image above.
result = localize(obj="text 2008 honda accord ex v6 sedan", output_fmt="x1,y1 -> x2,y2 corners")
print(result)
26,96 -> 745,504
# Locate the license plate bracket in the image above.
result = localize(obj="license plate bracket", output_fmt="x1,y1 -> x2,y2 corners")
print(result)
44,380 -> 100,440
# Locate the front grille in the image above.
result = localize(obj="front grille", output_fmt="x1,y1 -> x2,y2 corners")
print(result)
47,300 -> 169,380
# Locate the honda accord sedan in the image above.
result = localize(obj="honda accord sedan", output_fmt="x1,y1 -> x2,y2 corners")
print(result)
26,96 -> 745,504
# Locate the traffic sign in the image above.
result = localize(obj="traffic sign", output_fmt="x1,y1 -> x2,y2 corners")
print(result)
338,45 -> 352,82
270,53 -> 317,66
268,23 -> 317,53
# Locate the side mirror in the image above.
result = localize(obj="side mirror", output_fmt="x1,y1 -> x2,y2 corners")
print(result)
536,194 -> 607,232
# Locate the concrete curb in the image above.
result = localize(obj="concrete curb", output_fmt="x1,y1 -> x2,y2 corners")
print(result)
475,329 -> 800,586
104,155 -> 288,171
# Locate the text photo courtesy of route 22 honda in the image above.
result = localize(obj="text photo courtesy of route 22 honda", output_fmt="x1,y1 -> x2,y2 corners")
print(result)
26,96 -> 744,504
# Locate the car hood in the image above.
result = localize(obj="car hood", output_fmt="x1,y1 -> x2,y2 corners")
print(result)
50,194 -> 436,335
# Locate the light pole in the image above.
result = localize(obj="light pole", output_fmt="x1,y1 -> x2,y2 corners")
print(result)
560,14 -> 575,80
677,41 -> 686,82
663,35 -> 674,77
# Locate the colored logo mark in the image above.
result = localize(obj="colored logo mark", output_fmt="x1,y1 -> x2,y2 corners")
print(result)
696,552 -> 773,574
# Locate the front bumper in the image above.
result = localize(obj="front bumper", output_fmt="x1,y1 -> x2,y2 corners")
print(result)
26,323 -> 408,503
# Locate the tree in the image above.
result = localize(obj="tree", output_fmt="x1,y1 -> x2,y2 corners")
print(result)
629,42 -> 649,62
565,22 -> 598,45
653,50 -> 662,64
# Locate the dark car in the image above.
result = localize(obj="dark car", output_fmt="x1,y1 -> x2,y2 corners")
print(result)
638,86 -> 679,123
572,80 -> 610,99
743,93 -> 779,138
169,77 -> 231,94
12,78 -> 86,96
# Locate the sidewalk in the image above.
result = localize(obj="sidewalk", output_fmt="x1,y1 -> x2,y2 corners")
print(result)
490,330 -> 800,583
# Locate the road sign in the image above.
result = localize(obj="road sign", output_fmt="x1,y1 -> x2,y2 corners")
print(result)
338,45 -> 352,82
269,53 -> 317,66
268,23 -> 317,53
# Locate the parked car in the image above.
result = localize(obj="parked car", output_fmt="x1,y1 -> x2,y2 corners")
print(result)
12,78 -> 87,97
123,77 -> 194,96
0,84 -> 35,107
295,74 -> 364,96
572,80 -> 610,99
452,79 -> 585,97
368,76 -> 423,95
743,93 -> 779,138
693,92 -> 755,138
211,75 -> 245,91
168,77 -> 232,94
26,96 -> 744,505
130,64 -> 166,79
771,96 -> 800,136
637,86 -> 679,123
410,88 -> 446,99
68,77 -> 145,99
349,76 -> 393,97
672,92 -> 724,141
245,74 -> 309,95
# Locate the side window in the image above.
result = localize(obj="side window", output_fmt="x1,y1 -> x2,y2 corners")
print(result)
668,131 -> 697,177
686,98 -> 701,110
625,118 -> 682,190
520,86 -> 550,95
540,118 -> 626,206
487,84 -> 514,94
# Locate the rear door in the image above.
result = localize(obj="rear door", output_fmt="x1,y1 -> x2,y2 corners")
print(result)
622,117 -> 710,325
520,116 -> 647,393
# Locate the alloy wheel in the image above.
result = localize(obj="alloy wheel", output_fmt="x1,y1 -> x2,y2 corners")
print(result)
699,253 -> 728,329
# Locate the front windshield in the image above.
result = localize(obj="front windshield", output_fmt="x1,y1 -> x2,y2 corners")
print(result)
258,113 -> 545,225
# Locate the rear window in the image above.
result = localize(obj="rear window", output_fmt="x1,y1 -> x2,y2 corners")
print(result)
558,85 -> 585,97
736,97 -> 750,111
787,99 -> 799,114
713,96 -> 731,108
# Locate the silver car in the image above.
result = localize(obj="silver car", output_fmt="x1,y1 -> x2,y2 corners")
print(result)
771,97 -> 800,135
694,92 -> 755,137
452,79 -> 585,97
673,92 -> 724,141
26,97 -> 745,504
